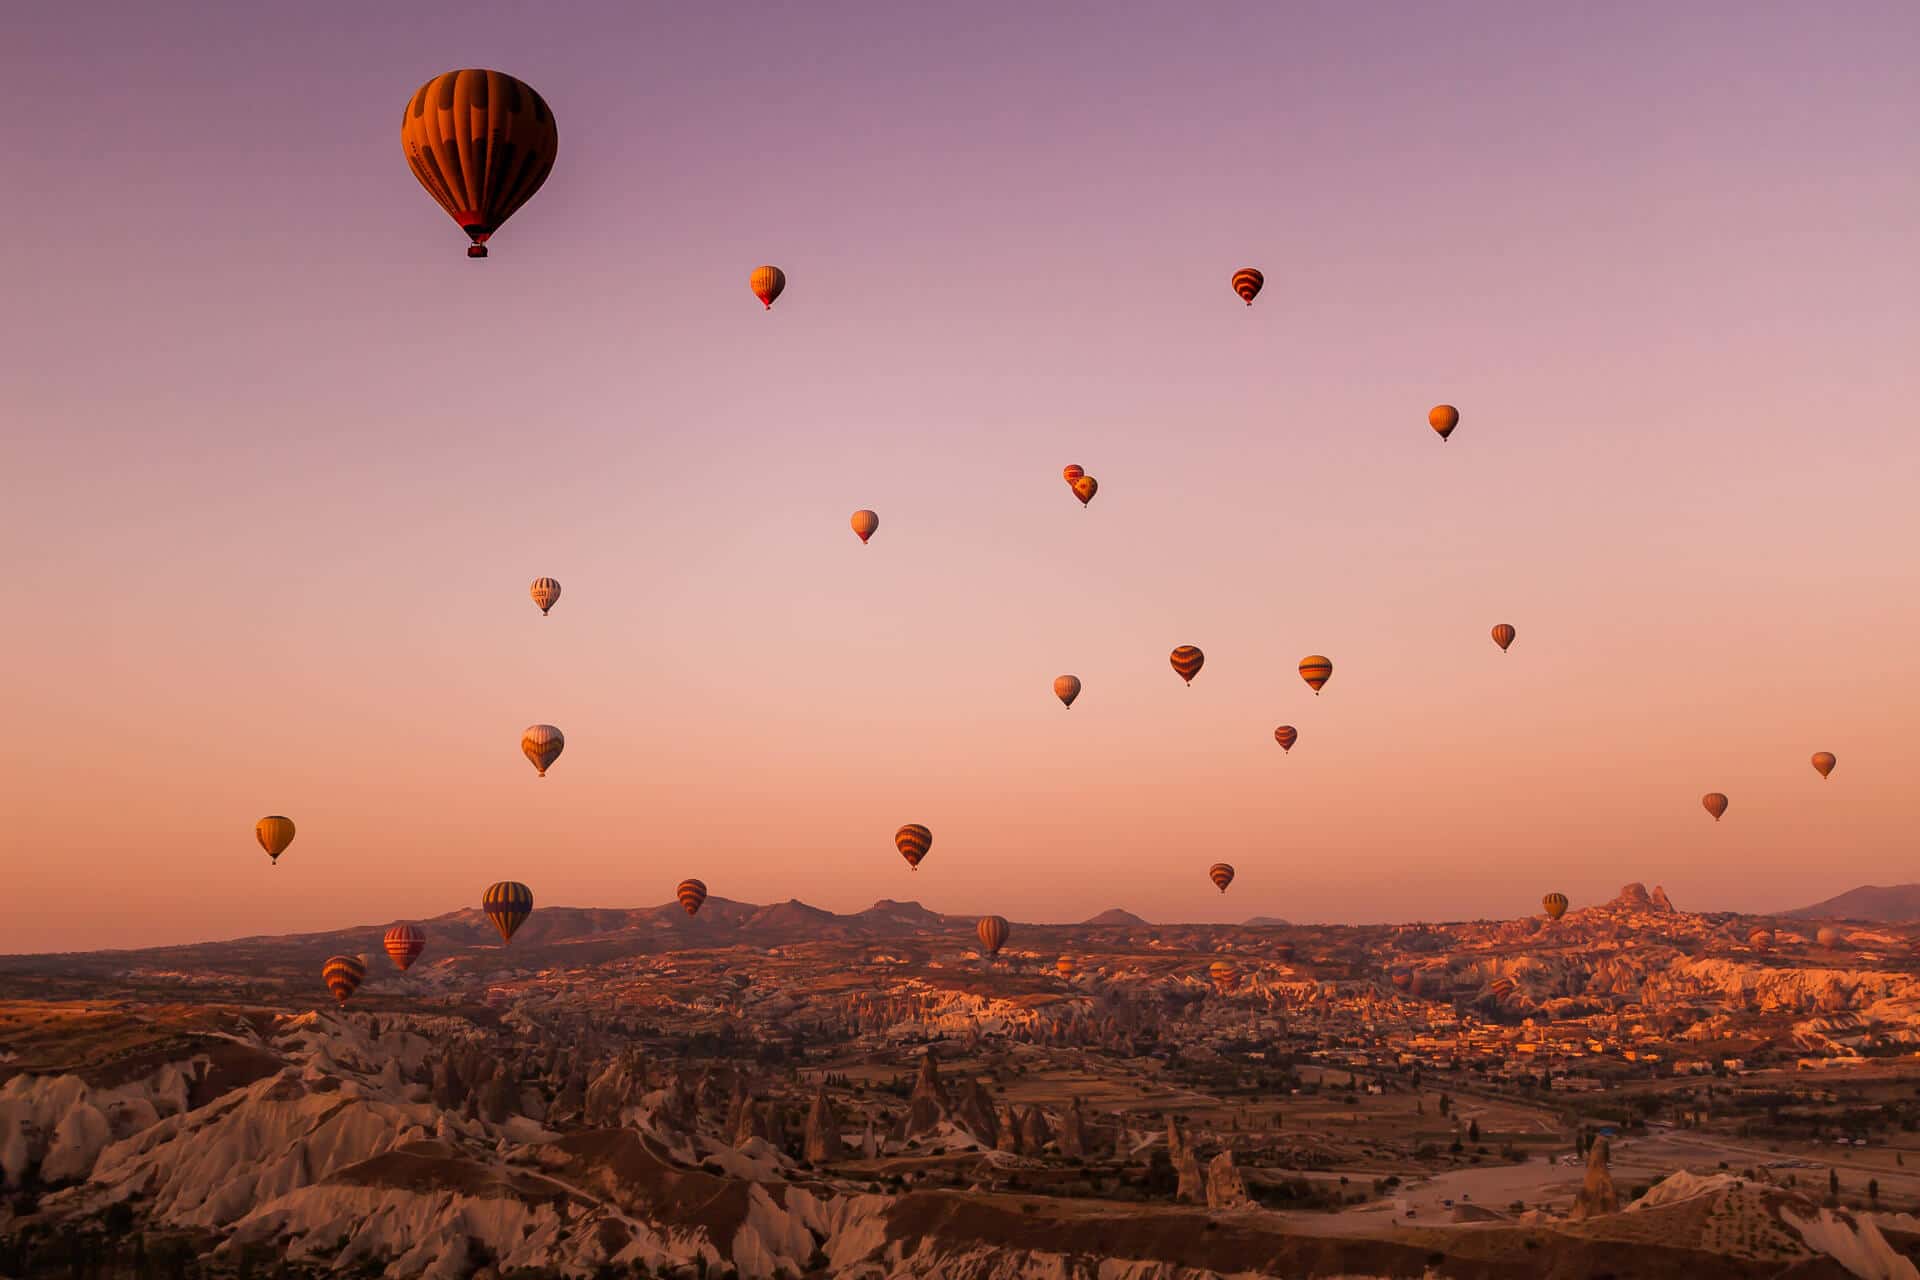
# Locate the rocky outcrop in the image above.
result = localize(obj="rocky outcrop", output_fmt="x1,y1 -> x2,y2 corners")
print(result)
803,1085 -> 842,1163
1056,1097 -> 1086,1159
1205,1150 -> 1252,1209
583,1050 -> 649,1128
952,1078 -> 999,1148
1570,1137 -> 1619,1219
1018,1105 -> 1053,1154
902,1049 -> 950,1137
1651,885 -> 1678,913
1176,1143 -> 1207,1204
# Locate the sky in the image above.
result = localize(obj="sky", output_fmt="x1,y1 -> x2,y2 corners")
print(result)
4,2 -> 1919,952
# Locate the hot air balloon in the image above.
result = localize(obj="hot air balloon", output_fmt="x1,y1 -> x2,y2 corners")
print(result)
1429,405 -> 1459,441
1542,892 -> 1568,921
1702,793 -> 1728,822
1170,645 -> 1204,685
1812,751 -> 1836,779
1208,959 -> 1241,991
850,509 -> 879,544
255,816 -> 296,866
1056,956 -> 1077,980
1062,465 -> 1084,485
1491,623 -> 1516,652
483,881 -> 533,943
1071,475 -> 1098,507
1817,926 -> 1846,949
401,70 -> 558,258
522,725 -> 563,776
1273,725 -> 1297,752
1053,675 -> 1081,709
976,915 -> 1010,957
1299,656 -> 1332,694
677,878 -> 708,916
750,265 -> 786,310
895,824 -> 932,870
1208,862 -> 1235,893
1231,268 -> 1263,306
530,578 -> 562,615
322,954 -> 366,1005
384,924 -> 426,970
1747,927 -> 1774,949
1390,969 -> 1413,990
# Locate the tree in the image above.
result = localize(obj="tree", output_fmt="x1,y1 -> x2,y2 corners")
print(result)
1830,1169 -> 1840,1196
1468,1119 -> 1481,1143
1438,1094 -> 1452,1117
1869,1178 -> 1880,1207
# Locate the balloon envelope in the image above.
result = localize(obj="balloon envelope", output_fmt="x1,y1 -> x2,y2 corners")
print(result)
1071,475 -> 1098,506
750,265 -> 786,309
1299,656 -> 1332,693
1702,792 -> 1729,821
384,925 -> 426,970
677,878 -> 708,916
976,915 -> 1010,956
255,816 -> 295,864
1542,892 -> 1568,921
1053,675 -> 1081,708
401,70 -> 557,257
322,954 -> 366,1005
1231,268 -> 1263,305
530,577 -> 562,615
1170,646 -> 1204,685
1062,465 -> 1084,484
1811,751 -> 1836,779
850,510 -> 879,544
1429,405 -> 1459,440
522,725 -> 563,776
1491,623 -> 1516,652
1273,726 -> 1297,752
1208,862 -> 1235,893
484,881 -> 534,943
895,824 -> 932,870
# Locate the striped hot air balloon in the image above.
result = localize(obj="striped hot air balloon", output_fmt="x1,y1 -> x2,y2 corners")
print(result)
483,881 -> 533,943
1071,475 -> 1098,507
1053,675 -> 1081,709
1273,725 -> 1297,752
1429,405 -> 1459,441
1811,751 -> 1836,779
1208,959 -> 1240,992
1231,268 -> 1263,306
1702,792 -> 1728,822
322,954 -> 366,1005
1208,862 -> 1235,893
895,824 -> 932,870
677,878 -> 708,916
384,924 -> 426,970
401,70 -> 558,258
1056,956 -> 1077,980
1062,465 -> 1084,485
851,509 -> 879,544
529,578 -> 562,615
976,915 -> 1010,957
1491,623 -> 1516,652
521,724 -> 563,776
255,816 -> 295,865
1298,655 -> 1332,694
1170,645 -> 1204,685
1542,892 -> 1568,921
750,265 -> 786,310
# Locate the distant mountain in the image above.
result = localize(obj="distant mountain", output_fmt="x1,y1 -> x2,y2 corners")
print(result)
1242,916 -> 1292,927
1081,908 -> 1149,926
1782,885 -> 1920,923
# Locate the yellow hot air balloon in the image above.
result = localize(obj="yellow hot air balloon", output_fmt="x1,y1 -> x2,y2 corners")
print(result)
976,915 -> 1010,957
1702,792 -> 1728,822
1747,927 -> 1773,949
1299,655 -> 1332,694
1071,475 -> 1098,507
1053,675 -> 1081,709
1208,959 -> 1240,991
1056,956 -> 1077,980
530,577 -> 562,615
1811,751 -> 1836,779
1231,268 -> 1263,306
1491,623 -> 1516,652
895,824 -> 932,870
521,724 -> 564,776
1208,862 -> 1235,893
1170,645 -> 1204,685
1062,465 -> 1084,485
483,881 -> 534,943
677,878 -> 708,916
1273,726 -> 1297,753
255,816 -> 296,866
1542,892 -> 1568,921
850,509 -> 879,544
1429,405 -> 1459,441
322,954 -> 367,1006
1817,926 -> 1846,948
401,70 -> 558,258
750,265 -> 786,310
384,925 -> 426,971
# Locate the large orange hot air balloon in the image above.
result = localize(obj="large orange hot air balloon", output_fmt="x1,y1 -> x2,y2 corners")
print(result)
401,70 -> 558,258
1170,646 -> 1204,685
850,510 -> 879,544
1056,956 -> 1077,980
1231,268 -> 1263,306
1208,959 -> 1240,992
1053,675 -> 1081,709
483,881 -> 533,943
530,578 -> 562,615
976,915 -> 1010,957
1273,725 -> 1297,752
1702,793 -> 1728,822
1429,405 -> 1459,441
1811,751 -> 1836,779
322,954 -> 367,1006
1208,862 -> 1235,893
255,816 -> 296,866
1062,465 -> 1084,485
677,878 -> 708,916
895,824 -> 932,870
1542,892 -> 1568,921
1491,623 -> 1516,652
1299,656 -> 1332,694
384,925 -> 426,970
1748,927 -> 1774,949
1071,475 -> 1098,507
522,725 -> 563,776
750,266 -> 786,310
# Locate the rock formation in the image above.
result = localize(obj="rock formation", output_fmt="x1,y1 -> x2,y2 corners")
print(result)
1570,1136 -> 1619,1219
803,1085 -> 842,1163
903,1048 -> 950,1137
1019,1104 -> 1053,1153
583,1050 -> 649,1128
1206,1150 -> 1252,1209
1650,885 -> 1678,912
1176,1142 -> 1207,1204
1057,1096 -> 1087,1159
953,1077 -> 999,1148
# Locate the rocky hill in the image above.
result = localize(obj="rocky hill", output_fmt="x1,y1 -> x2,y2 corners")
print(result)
1784,884 -> 1920,923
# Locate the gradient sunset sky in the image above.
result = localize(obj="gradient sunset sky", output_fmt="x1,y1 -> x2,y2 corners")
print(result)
5,2 -> 1918,952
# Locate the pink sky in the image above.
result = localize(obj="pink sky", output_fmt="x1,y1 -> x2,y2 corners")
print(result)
4,3 -> 1919,951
